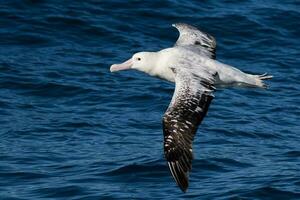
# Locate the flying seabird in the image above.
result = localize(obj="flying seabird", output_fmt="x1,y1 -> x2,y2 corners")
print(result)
110,23 -> 272,192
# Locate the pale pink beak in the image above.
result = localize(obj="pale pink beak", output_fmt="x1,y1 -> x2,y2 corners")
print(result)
110,58 -> 133,72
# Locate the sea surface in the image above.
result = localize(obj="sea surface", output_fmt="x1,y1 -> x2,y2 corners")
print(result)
0,0 -> 299,199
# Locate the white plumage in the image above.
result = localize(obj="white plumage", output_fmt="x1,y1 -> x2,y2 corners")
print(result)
110,23 -> 272,192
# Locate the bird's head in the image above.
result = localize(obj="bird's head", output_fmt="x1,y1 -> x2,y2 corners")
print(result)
110,52 -> 156,74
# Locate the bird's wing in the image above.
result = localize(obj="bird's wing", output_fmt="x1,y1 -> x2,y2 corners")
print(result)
172,23 -> 217,59
163,63 -> 215,192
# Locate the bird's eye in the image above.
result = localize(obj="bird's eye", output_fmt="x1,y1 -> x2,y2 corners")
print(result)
137,57 -> 141,61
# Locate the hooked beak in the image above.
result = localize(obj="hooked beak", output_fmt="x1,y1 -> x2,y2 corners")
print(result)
110,58 -> 133,72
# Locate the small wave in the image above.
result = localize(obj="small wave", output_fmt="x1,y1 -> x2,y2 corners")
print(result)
46,15 -> 87,27
211,157 -> 254,168
0,32 -> 52,46
193,158 -> 253,173
193,159 -> 228,172
33,185 -> 85,198
61,121 -> 97,129
103,162 -> 167,177
2,79 -> 95,98
0,171 -> 49,180
241,186 -> 300,199
0,62 -> 21,73
282,151 -> 300,158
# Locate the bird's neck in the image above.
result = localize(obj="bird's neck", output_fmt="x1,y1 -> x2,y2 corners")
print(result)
137,51 -> 175,83
151,50 -> 175,82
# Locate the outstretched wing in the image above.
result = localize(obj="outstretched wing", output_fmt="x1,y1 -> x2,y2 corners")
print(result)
163,65 -> 215,192
172,23 -> 217,59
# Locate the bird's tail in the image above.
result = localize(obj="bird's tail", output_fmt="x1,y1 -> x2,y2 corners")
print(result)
252,73 -> 273,88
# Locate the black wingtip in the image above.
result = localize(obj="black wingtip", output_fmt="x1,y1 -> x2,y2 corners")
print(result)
179,184 -> 188,193
177,177 -> 189,193
168,161 -> 189,193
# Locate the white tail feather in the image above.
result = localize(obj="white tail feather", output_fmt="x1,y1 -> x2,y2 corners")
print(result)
255,73 -> 273,88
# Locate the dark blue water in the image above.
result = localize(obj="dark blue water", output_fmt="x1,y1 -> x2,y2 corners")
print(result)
1,0 -> 299,199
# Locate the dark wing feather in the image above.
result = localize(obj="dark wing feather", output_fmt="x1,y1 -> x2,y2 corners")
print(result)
172,23 -> 217,59
163,67 -> 214,192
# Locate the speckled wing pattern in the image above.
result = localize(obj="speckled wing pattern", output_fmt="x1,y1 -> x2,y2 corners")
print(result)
173,23 -> 217,59
163,66 -> 215,192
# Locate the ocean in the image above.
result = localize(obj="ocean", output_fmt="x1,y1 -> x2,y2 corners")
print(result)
0,0 -> 299,199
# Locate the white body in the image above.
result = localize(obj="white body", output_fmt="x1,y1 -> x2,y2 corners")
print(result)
135,47 -> 266,88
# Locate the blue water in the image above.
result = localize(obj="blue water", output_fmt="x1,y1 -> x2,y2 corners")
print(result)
0,0 -> 299,199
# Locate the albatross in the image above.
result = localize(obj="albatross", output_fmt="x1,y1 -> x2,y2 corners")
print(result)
110,23 -> 272,192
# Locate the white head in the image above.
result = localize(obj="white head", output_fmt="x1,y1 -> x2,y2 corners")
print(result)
110,52 -> 157,74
